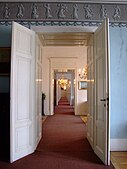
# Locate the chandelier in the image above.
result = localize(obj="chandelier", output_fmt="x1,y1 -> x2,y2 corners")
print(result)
78,65 -> 88,80
58,74 -> 71,90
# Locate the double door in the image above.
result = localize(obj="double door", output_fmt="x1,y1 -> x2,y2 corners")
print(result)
10,20 -> 110,165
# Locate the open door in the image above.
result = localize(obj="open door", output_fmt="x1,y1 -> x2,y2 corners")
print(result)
87,34 -> 94,149
94,18 -> 110,165
10,22 -> 36,162
35,36 -> 43,146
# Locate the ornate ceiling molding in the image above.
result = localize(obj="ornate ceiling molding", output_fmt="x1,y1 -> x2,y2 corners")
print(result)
0,2 -> 127,27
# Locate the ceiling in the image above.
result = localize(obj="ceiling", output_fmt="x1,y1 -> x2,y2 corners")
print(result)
39,32 -> 93,47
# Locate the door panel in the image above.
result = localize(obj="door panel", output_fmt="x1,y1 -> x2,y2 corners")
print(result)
10,22 -> 35,162
87,35 -> 94,149
94,19 -> 110,165
35,37 -> 42,146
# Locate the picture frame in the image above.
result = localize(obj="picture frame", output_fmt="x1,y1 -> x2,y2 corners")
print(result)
78,81 -> 87,90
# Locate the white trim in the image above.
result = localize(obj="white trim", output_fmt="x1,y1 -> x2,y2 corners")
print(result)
110,139 -> 127,151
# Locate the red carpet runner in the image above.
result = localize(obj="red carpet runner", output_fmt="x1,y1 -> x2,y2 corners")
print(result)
0,97 -> 115,169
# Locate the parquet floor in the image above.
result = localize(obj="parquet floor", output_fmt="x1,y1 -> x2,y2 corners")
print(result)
111,152 -> 127,169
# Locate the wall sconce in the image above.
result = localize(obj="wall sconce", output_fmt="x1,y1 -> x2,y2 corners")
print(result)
78,65 -> 87,80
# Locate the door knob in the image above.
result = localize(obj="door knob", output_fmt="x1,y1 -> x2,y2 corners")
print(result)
100,99 -> 106,101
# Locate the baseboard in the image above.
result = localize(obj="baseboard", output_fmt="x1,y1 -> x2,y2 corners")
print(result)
110,139 -> 127,151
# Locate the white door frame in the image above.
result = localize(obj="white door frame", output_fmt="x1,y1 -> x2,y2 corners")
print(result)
49,57 -> 78,115
31,25 -> 97,116
31,25 -> 110,165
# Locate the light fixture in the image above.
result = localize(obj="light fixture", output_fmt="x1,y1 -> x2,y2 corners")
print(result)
78,64 -> 88,80
58,73 -> 71,90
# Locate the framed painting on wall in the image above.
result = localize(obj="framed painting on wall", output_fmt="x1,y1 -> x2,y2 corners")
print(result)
78,81 -> 87,90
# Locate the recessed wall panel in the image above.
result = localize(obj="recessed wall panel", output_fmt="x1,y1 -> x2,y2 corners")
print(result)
15,126 -> 29,150
16,30 -> 31,56
17,58 -> 30,120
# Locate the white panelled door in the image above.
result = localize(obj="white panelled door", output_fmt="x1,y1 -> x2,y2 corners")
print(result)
94,19 -> 110,165
10,22 -> 36,162
35,37 -> 43,146
87,35 -> 94,149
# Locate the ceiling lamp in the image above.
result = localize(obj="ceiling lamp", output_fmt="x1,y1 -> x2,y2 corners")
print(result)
58,73 -> 71,90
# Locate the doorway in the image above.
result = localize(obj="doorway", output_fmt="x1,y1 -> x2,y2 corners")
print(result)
3,20 -> 110,164
34,19 -> 110,165
39,32 -> 91,116
54,69 -> 75,112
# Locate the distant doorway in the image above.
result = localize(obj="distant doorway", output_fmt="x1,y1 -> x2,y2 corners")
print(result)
54,69 -> 75,112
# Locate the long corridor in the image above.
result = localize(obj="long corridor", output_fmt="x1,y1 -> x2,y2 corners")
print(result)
0,97 -> 115,169
35,97 -> 115,169
37,97 -> 92,153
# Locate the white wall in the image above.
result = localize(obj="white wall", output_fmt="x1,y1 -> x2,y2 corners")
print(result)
42,46 -> 87,115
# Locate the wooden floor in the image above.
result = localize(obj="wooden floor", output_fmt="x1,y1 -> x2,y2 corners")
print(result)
111,152 -> 127,169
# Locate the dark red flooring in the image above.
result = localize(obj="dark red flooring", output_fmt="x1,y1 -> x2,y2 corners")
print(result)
55,97 -> 74,115
0,97 -> 115,169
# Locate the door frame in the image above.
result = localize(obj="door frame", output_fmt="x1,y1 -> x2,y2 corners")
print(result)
31,25 -> 96,117
49,58 -> 78,115
31,25 -> 110,164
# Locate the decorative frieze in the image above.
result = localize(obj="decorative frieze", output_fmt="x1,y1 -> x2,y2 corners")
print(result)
2,4 -> 10,19
0,2 -> 127,27
100,5 -> 107,19
84,4 -> 93,19
31,3 -> 39,19
113,5 -> 121,21
72,4 -> 78,20
44,4 -> 52,19
57,4 -> 67,19
16,4 -> 24,19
